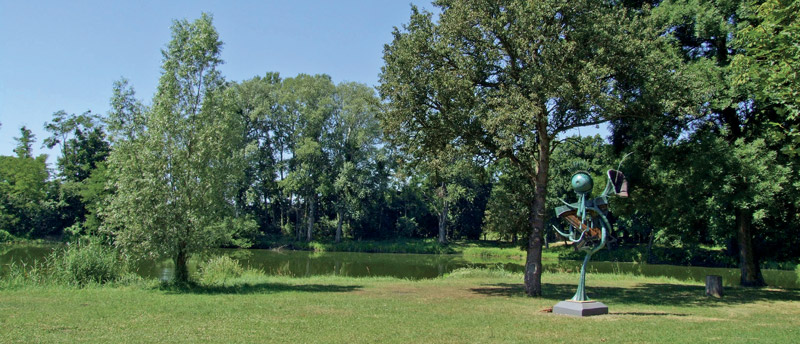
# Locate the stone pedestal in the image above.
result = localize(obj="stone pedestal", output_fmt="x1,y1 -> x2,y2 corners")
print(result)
552,300 -> 608,317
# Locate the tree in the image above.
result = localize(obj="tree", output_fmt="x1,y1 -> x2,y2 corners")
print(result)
106,78 -> 147,143
483,159 -> 531,244
279,74 -> 336,241
380,0 -> 677,296
43,110 -> 97,160
59,127 -> 110,183
619,0 -> 796,286
325,82 -> 382,242
232,73 -> 283,233
104,14 -> 254,283
13,126 -> 36,158
0,130 -> 54,238
733,0 -> 800,157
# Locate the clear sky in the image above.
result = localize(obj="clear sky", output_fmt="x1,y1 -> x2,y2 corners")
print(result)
0,0 -> 438,159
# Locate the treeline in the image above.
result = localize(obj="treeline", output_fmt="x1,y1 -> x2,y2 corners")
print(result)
1,1 -> 799,289
0,76 -> 492,246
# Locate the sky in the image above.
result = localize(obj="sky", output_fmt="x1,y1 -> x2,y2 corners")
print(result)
0,0 -> 605,161
0,0 -> 440,159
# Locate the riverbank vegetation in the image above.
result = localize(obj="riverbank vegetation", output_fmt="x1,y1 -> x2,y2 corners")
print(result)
1,268 -> 798,343
1,0 -> 799,291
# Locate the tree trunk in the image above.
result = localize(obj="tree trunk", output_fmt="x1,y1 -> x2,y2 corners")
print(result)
438,182 -> 448,244
706,275 -> 723,298
307,194 -> 315,242
524,129 -> 550,297
295,202 -> 302,241
174,246 -> 189,284
335,210 -> 343,243
736,208 -> 765,287
646,227 -> 655,264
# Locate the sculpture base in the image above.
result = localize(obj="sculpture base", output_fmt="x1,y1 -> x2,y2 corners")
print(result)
552,300 -> 608,317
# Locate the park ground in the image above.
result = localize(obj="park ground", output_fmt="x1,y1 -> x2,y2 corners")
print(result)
1,269 -> 798,343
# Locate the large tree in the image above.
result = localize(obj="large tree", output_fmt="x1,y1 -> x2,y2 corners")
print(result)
380,0 -> 678,296
1,128 -> 55,238
613,0 -> 796,286
104,14 -> 253,283
325,82 -> 382,242
279,74 -> 336,241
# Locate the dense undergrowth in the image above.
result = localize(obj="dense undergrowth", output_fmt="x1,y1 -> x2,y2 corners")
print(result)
1,240 -> 145,288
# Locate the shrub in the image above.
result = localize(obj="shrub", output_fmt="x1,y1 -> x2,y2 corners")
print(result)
463,247 -> 525,260
56,241 -> 124,286
0,229 -> 15,243
308,241 -> 327,253
445,267 -> 518,279
199,256 -> 244,285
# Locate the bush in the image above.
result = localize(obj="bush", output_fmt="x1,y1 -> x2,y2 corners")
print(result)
463,247 -> 525,260
445,267 -> 518,279
308,241 -> 327,253
56,241 -> 124,286
0,229 -> 15,243
199,256 -> 244,285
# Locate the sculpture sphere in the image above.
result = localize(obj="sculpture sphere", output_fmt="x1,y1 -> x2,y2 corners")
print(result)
571,172 -> 594,194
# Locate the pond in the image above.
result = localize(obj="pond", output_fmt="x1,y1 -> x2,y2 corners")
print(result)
1,244 -> 798,289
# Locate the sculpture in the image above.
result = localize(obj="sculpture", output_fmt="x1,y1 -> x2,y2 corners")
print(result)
552,160 -> 628,316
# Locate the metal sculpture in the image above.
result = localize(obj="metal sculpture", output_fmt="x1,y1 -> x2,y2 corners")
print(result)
553,167 -> 628,302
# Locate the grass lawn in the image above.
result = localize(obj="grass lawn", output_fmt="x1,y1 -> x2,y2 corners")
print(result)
1,270 -> 798,343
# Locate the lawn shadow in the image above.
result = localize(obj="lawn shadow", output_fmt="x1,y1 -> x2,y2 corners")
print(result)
158,282 -> 363,295
470,282 -> 800,307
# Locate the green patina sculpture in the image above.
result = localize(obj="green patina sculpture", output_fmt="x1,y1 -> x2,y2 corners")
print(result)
554,167 -> 628,302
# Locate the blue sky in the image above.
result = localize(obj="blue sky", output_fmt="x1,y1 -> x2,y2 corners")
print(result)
0,0 -> 437,159
0,0 -> 606,162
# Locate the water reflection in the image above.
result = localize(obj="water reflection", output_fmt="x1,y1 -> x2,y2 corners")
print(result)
2,245 -> 798,289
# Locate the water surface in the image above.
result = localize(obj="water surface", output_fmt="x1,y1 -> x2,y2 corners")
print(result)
2,244 -> 797,289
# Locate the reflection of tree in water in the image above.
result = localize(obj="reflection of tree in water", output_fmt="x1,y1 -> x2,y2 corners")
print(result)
4,245 -> 799,288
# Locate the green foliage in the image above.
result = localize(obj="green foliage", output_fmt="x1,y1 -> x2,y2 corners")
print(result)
106,78 -> 146,142
1,242 -> 130,288
557,245 -> 737,268
259,238 -> 459,254
13,126 -> 35,159
733,0 -> 800,156
56,241 -> 125,286
105,14 -> 252,283
381,0 -> 678,295
57,126 -> 110,183
0,229 -> 16,243
395,216 -> 417,238
198,255 -> 244,285
444,267 -> 517,279
462,247 -> 526,260
0,154 -> 58,238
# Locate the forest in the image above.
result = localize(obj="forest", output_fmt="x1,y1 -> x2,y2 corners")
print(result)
1,0 -> 799,296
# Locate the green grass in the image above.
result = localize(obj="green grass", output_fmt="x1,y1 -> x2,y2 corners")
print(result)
2,269 -> 798,343
463,246 -> 527,260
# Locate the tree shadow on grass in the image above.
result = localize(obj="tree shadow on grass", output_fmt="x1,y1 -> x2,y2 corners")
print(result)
158,282 -> 363,295
470,283 -> 800,307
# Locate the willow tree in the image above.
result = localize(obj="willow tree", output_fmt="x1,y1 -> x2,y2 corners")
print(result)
380,0 -> 679,296
104,14 -> 252,283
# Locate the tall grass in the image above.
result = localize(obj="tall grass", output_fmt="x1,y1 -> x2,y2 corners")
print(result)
1,241 -> 136,288
462,247 -> 525,260
198,256 -> 245,285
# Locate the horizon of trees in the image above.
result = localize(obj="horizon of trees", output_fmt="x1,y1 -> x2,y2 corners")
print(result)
1,1 -> 798,290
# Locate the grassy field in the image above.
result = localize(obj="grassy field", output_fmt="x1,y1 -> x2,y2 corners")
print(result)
2,269 -> 798,343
